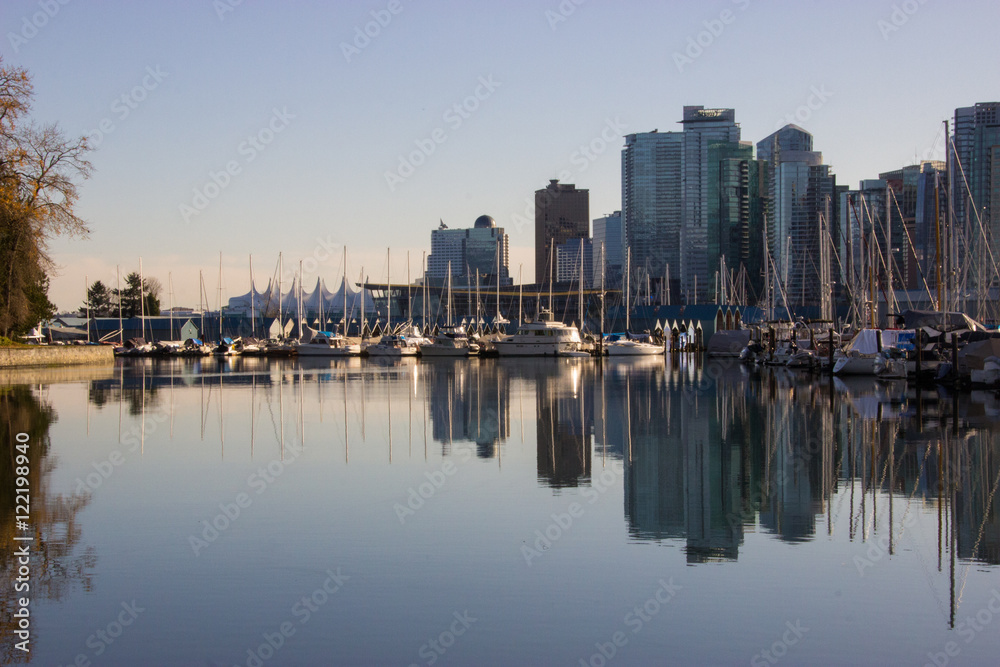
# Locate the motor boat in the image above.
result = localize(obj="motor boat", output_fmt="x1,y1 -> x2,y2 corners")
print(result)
419,325 -> 479,357
492,310 -> 582,357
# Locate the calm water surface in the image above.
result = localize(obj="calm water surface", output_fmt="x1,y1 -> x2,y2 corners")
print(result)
2,355 -> 999,666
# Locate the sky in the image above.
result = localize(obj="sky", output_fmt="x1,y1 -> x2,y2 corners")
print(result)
2,0 -> 998,312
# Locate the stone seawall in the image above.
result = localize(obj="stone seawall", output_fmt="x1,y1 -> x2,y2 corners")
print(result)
0,345 -> 115,369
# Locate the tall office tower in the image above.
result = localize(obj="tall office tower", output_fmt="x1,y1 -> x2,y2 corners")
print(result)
427,215 -> 511,287
879,163 -> 930,291
622,107 -> 740,304
679,107 -> 741,303
534,180 -> 589,284
953,102 -> 1000,288
708,142 -> 768,302
914,161 -> 949,293
757,124 -> 837,310
840,180 -> 889,307
592,211 -> 624,290
622,130 -> 683,300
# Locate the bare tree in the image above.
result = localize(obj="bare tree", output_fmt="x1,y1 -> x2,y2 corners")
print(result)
0,57 -> 92,338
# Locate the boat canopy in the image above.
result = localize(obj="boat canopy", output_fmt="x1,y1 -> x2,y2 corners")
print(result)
898,310 -> 984,332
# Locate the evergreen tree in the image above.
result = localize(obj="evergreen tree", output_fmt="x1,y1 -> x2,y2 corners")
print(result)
84,280 -> 115,317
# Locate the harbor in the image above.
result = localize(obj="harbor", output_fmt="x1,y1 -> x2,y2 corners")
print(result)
3,354 -> 999,664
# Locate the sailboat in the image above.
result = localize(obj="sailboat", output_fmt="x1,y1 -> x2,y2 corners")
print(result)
366,248 -> 421,357
296,253 -> 361,356
420,261 -> 478,357
606,248 -> 663,356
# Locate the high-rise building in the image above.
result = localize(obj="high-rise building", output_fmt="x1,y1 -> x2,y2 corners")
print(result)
953,102 -> 1000,288
914,161 -> 949,293
679,107 -> 741,302
534,180 -> 589,283
592,211 -> 624,289
708,142 -> 768,301
622,130 -> 683,298
622,107 -> 740,304
757,125 -> 837,311
879,163 -> 932,291
555,237 -> 593,287
427,215 -> 510,286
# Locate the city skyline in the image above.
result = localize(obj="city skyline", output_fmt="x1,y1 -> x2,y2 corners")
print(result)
2,0 -> 997,310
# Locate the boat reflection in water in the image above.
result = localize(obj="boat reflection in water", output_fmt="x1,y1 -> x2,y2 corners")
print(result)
17,352 -> 995,664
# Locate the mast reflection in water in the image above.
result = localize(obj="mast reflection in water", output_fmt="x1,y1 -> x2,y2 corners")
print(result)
7,354 -> 999,664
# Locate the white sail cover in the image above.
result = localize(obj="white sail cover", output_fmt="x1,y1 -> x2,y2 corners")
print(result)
227,276 -> 374,316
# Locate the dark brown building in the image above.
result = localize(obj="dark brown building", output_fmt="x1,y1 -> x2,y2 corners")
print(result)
534,180 -> 589,283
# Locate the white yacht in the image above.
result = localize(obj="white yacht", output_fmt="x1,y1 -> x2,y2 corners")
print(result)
606,335 -> 663,356
493,310 -> 582,357
297,330 -> 361,357
419,326 -> 479,357
365,334 -> 420,357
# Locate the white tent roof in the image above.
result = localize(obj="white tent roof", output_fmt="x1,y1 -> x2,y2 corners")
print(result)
227,276 -> 374,315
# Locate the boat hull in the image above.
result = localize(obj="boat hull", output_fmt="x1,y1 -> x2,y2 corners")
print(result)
607,342 -> 663,356
494,341 -> 578,357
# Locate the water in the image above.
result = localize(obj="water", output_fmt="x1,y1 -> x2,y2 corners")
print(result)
2,356 -> 999,666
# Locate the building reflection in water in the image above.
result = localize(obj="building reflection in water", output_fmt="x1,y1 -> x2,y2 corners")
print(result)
424,360 -> 510,459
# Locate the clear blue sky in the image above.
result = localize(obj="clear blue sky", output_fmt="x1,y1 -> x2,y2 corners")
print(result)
2,0 -> 997,311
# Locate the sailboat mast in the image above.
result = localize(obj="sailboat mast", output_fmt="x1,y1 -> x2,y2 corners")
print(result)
278,252 -> 283,338
386,247 -> 391,333
517,263 -> 523,325
199,270 -> 205,339
578,237 -> 584,330
446,260 -> 452,327
360,266 -> 365,340
85,274 -> 90,343
249,255 -> 255,338
298,259 -> 303,339
218,252 -> 223,341
116,265 -> 122,345
600,242 -> 605,345
495,241 -> 501,323
139,256 -> 146,341
625,247 -> 631,332
548,243 -> 554,315
168,272 -> 174,341
343,246 -> 348,336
